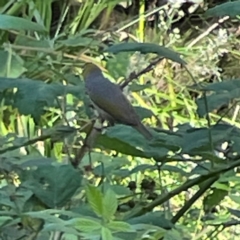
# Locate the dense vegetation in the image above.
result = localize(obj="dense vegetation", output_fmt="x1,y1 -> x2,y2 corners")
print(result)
1,0 -> 240,239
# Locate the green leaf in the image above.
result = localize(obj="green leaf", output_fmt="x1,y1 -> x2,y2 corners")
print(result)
59,36 -> 102,47
103,189 -> 118,220
129,82 -> 152,92
0,77 -> 82,118
15,36 -> 51,48
196,93 -> 231,117
43,223 -> 82,236
127,211 -> 173,229
196,79 -> 240,117
0,185 -> 32,211
97,125 -> 180,159
179,124 -> 236,154
0,50 -> 26,78
204,1 -> 240,18
85,185 -> 104,217
105,43 -> 186,65
106,52 -> 131,79
164,228 -> 184,240
63,234 -> 78,240
203,188 -> 228,213
153,228 -> 167,239
108,185 -> 132,196
161,165 -> 188,176
228,208 -> 240,219
23,211 -> 65,224
23,164 -> 82,208
134,106 -> 154,120
101,226 -> 113,240
0,216 -> 12,227
73,217 -> 102,232
11,156 -> 53,168
202,79 -> 240,92
92,157 -> 130,178
96,126 -> 146,158
130,164 -> 157,174
229,194 -> 240,204
0,14 -> 47,32
106,221 -> 132,233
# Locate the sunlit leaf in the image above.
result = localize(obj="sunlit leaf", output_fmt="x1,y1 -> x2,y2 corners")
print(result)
73,217 -> 102,232
85,185 -> 104,217
101,226 -> 113,240
103,189 -> 118,220
106,221 -> 133,232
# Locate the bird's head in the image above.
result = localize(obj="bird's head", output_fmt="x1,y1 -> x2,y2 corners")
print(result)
82,63 -> 104,79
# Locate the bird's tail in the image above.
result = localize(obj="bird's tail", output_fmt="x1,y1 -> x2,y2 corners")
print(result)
134,122 -> 153,140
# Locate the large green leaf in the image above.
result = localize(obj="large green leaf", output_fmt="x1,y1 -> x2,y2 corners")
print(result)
0,14 -> 47,32
196,93 -> 231,117
178,124 -> 237,155
23,164 -> 82,208
196,79 -> 240,117
0,184 -> 33,212
96,125 -> 181,159
105,43 -> 186,65
202,79 -> 240,92
204,1 -> 240,18
0,77 -> 83,118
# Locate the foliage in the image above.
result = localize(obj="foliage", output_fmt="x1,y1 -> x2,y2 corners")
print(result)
0,0 -> 240,240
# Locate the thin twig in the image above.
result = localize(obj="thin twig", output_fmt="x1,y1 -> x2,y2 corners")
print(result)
120,57 -> 164,89
187,16 -> 229,48
124,157 -> 240,220
72,119 -> 102,168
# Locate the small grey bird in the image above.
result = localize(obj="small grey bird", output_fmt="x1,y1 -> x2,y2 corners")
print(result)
82,63 -> 153,140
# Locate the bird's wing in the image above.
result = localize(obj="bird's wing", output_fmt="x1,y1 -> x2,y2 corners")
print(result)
88,83 -> 139,126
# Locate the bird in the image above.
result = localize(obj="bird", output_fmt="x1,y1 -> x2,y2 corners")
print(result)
82,63 -> 153,140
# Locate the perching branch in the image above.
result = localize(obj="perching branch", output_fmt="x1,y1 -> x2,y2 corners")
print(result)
72,119 -> 102,168
120,57 -> 164,89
